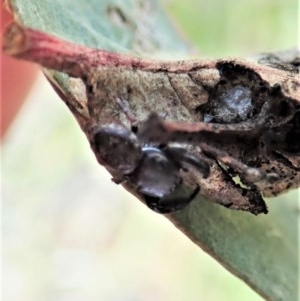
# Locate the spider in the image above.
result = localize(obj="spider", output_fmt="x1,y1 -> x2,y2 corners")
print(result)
88,80 -> 298,215
90,122 -> 210,213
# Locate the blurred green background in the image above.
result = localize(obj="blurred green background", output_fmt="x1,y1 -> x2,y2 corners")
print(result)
2,0 -> 298,300
165,0 -> 297,56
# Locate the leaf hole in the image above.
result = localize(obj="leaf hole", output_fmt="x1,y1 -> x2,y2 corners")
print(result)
131,125 -> 138,134
127,86 -> 133,94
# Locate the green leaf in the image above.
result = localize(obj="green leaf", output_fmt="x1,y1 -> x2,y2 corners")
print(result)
10,0 -> 189,53
172,192 -> 298,301
7,1 -> 299,300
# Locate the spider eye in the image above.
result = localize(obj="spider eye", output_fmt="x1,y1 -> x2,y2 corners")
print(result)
93,124 -> 143,174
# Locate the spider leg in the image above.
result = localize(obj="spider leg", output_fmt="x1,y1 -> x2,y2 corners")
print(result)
114,96 -> 138,126
199,143 -> 266,184
144,185 -> 200,214
164,146 -> 211,178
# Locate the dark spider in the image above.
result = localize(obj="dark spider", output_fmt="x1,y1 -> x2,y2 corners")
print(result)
90,123 -> 210,213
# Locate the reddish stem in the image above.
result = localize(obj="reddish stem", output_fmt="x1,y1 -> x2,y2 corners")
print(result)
3,22 -> 297,87
3,22 -> 216,77
3,22 -> 159,77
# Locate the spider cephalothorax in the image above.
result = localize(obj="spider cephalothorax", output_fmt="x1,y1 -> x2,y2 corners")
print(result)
90,123 -> 210,213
